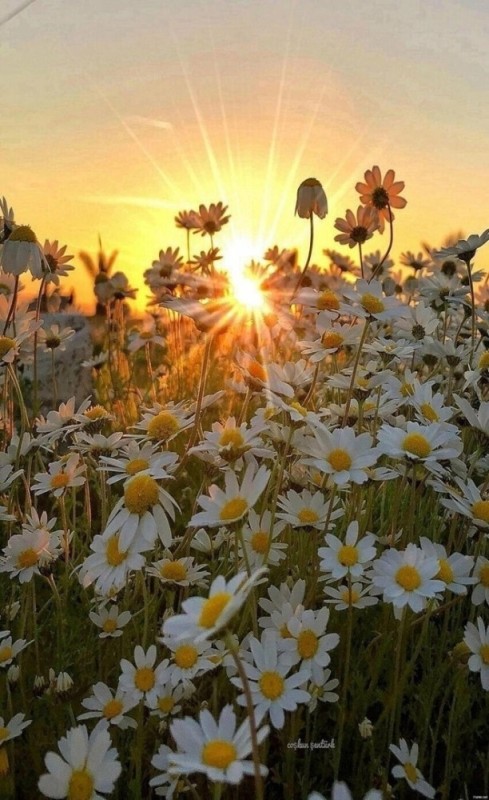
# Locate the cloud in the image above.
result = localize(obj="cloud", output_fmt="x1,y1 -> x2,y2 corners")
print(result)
126,115 -> 174,131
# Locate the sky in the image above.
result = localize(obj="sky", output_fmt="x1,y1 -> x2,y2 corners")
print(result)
2,0 -> 489,311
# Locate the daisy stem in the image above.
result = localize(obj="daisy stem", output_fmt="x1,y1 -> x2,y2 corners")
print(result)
226,633 -> 264,800
290,214 -> 314,302
237,386 -> 252,425
369,202 -> 394,283
2,275 -> 19,335
187,334 -> 213,451
145,342 -> 157,403
134,699 -> 145,800
7,364 -> 30,433
334,573 -> 353,779
51,349 -> 58,408
341,320 -> 370,427
358,241 -> 364,280
386,608 -> 406,773
466,259 -> 477,355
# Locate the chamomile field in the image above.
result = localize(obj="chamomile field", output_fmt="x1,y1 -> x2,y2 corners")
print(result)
0,169 -> 489,800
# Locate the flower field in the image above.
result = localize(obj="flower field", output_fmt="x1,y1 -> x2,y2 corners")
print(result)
0,169 -> 488,799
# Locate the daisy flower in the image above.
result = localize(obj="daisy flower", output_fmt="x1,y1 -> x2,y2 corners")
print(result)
88,604 -> 132,638
38,725 -> 121,799
133,401 -> 194,444
146,680 -> 188,720
309,782 -> 381,800
318,521 -> 377,580
1,224 -> 47,278
118,645 -> 168,705
300,425 -> 377,486
323,581 -> 380,611
344,279 -> 408,321
189,416 -> 270,466
162,568 -> 268,643
232,630 -> 310,729
278,606 -> 340,684
192,202 -> 230,236
0,713 -> 31,777
276,489 -> 341,531
32,453 -> 86,497
389,738 -> 435,798
372,544 -> 444,613
377,421 -> 462,472
0,635 -> 31,668
355,165 -> 407,233
432,229 -> 489,263
454,394 -> 489,436
100,440 -> 178,485
334,206 -> 378,248
102,470 -> 178,549
42,239 -> 74,284
0,527 -> 62,583
37,323 -> 75,352
190,464 -> 270,528
471,557 -> 489,606
79,530 -> 149,596
163,637 -> 220,687
238,509 -> 287,568
169,704 -> 268,785
150,744 -> 185,798
295,178 -> 328,219
419,538 -> 474,596
464,616 -> 489,690
147,554 -> 209,588
78,682 -> 138,731
393,301 -> 440,344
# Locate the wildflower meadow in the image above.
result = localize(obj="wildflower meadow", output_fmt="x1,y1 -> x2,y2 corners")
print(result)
0,168 -> 488,799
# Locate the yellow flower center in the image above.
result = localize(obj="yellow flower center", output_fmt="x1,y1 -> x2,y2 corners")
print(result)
219,429 -> 245,448
124,474 -> 159,514
102,618 -> 118,633
158,696 -> 175,713
479,564 -> 489,587
201,740 -> 237,770
0,747 -> 8,777
250,531 -> 269,554
174,645 -> 198,669
105,535 -> 127,567
400,382 -> 415,397
125,458 -> 150,475
402,432 -> 431,458
103,698 -> 123,719
317,290 -> 340,311
338,544 -> 359,567
437,559 -> 454,584
134,666 -> 155,692
478,351 -> 489,370
395,565 -> 421,591
322,331 -> 344,349
341,587 -> 360,605
289,400 -> 307,416
0,646 -> 13,664
84,405 -> 107,420
147,411 -> 180,441
219,496 -> 248,522
361,293 -> 385,315
297,629 -> 319,659
68,770 -> 94,800
404,762 -> 418,783
8,225 -> 37,243
280,623 -> 293,638
50,472 -> 70,490
420,403 -> 439,422
160,561 -> 187,581
472,500 -> 489,524
480,644 -> 489,665
328,448 -> 352,472
18,548 -> 39,569
0,728 -> 8,743
0,336 -> 15,359
140,330 -> 154,340
259,670 -> 285,700
199,592 -> 232,628
298,508 -> 319,525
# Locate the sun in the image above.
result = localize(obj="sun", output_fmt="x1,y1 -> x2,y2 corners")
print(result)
221,233 -> 267,312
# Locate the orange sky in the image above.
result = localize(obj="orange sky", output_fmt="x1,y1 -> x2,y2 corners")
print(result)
2,0 -> 489,311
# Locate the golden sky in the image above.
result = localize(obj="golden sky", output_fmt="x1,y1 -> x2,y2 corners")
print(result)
2,0 -> 489,311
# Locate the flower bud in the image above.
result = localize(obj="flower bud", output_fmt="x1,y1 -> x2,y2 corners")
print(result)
295,178 -> 328,220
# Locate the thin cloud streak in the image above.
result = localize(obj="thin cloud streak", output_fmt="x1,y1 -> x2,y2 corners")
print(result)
0,0 -> 38,28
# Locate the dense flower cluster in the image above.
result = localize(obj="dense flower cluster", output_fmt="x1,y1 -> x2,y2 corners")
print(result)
0,171 -> 488,798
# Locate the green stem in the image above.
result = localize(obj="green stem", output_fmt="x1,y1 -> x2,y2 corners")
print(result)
290,214 -> 314,301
